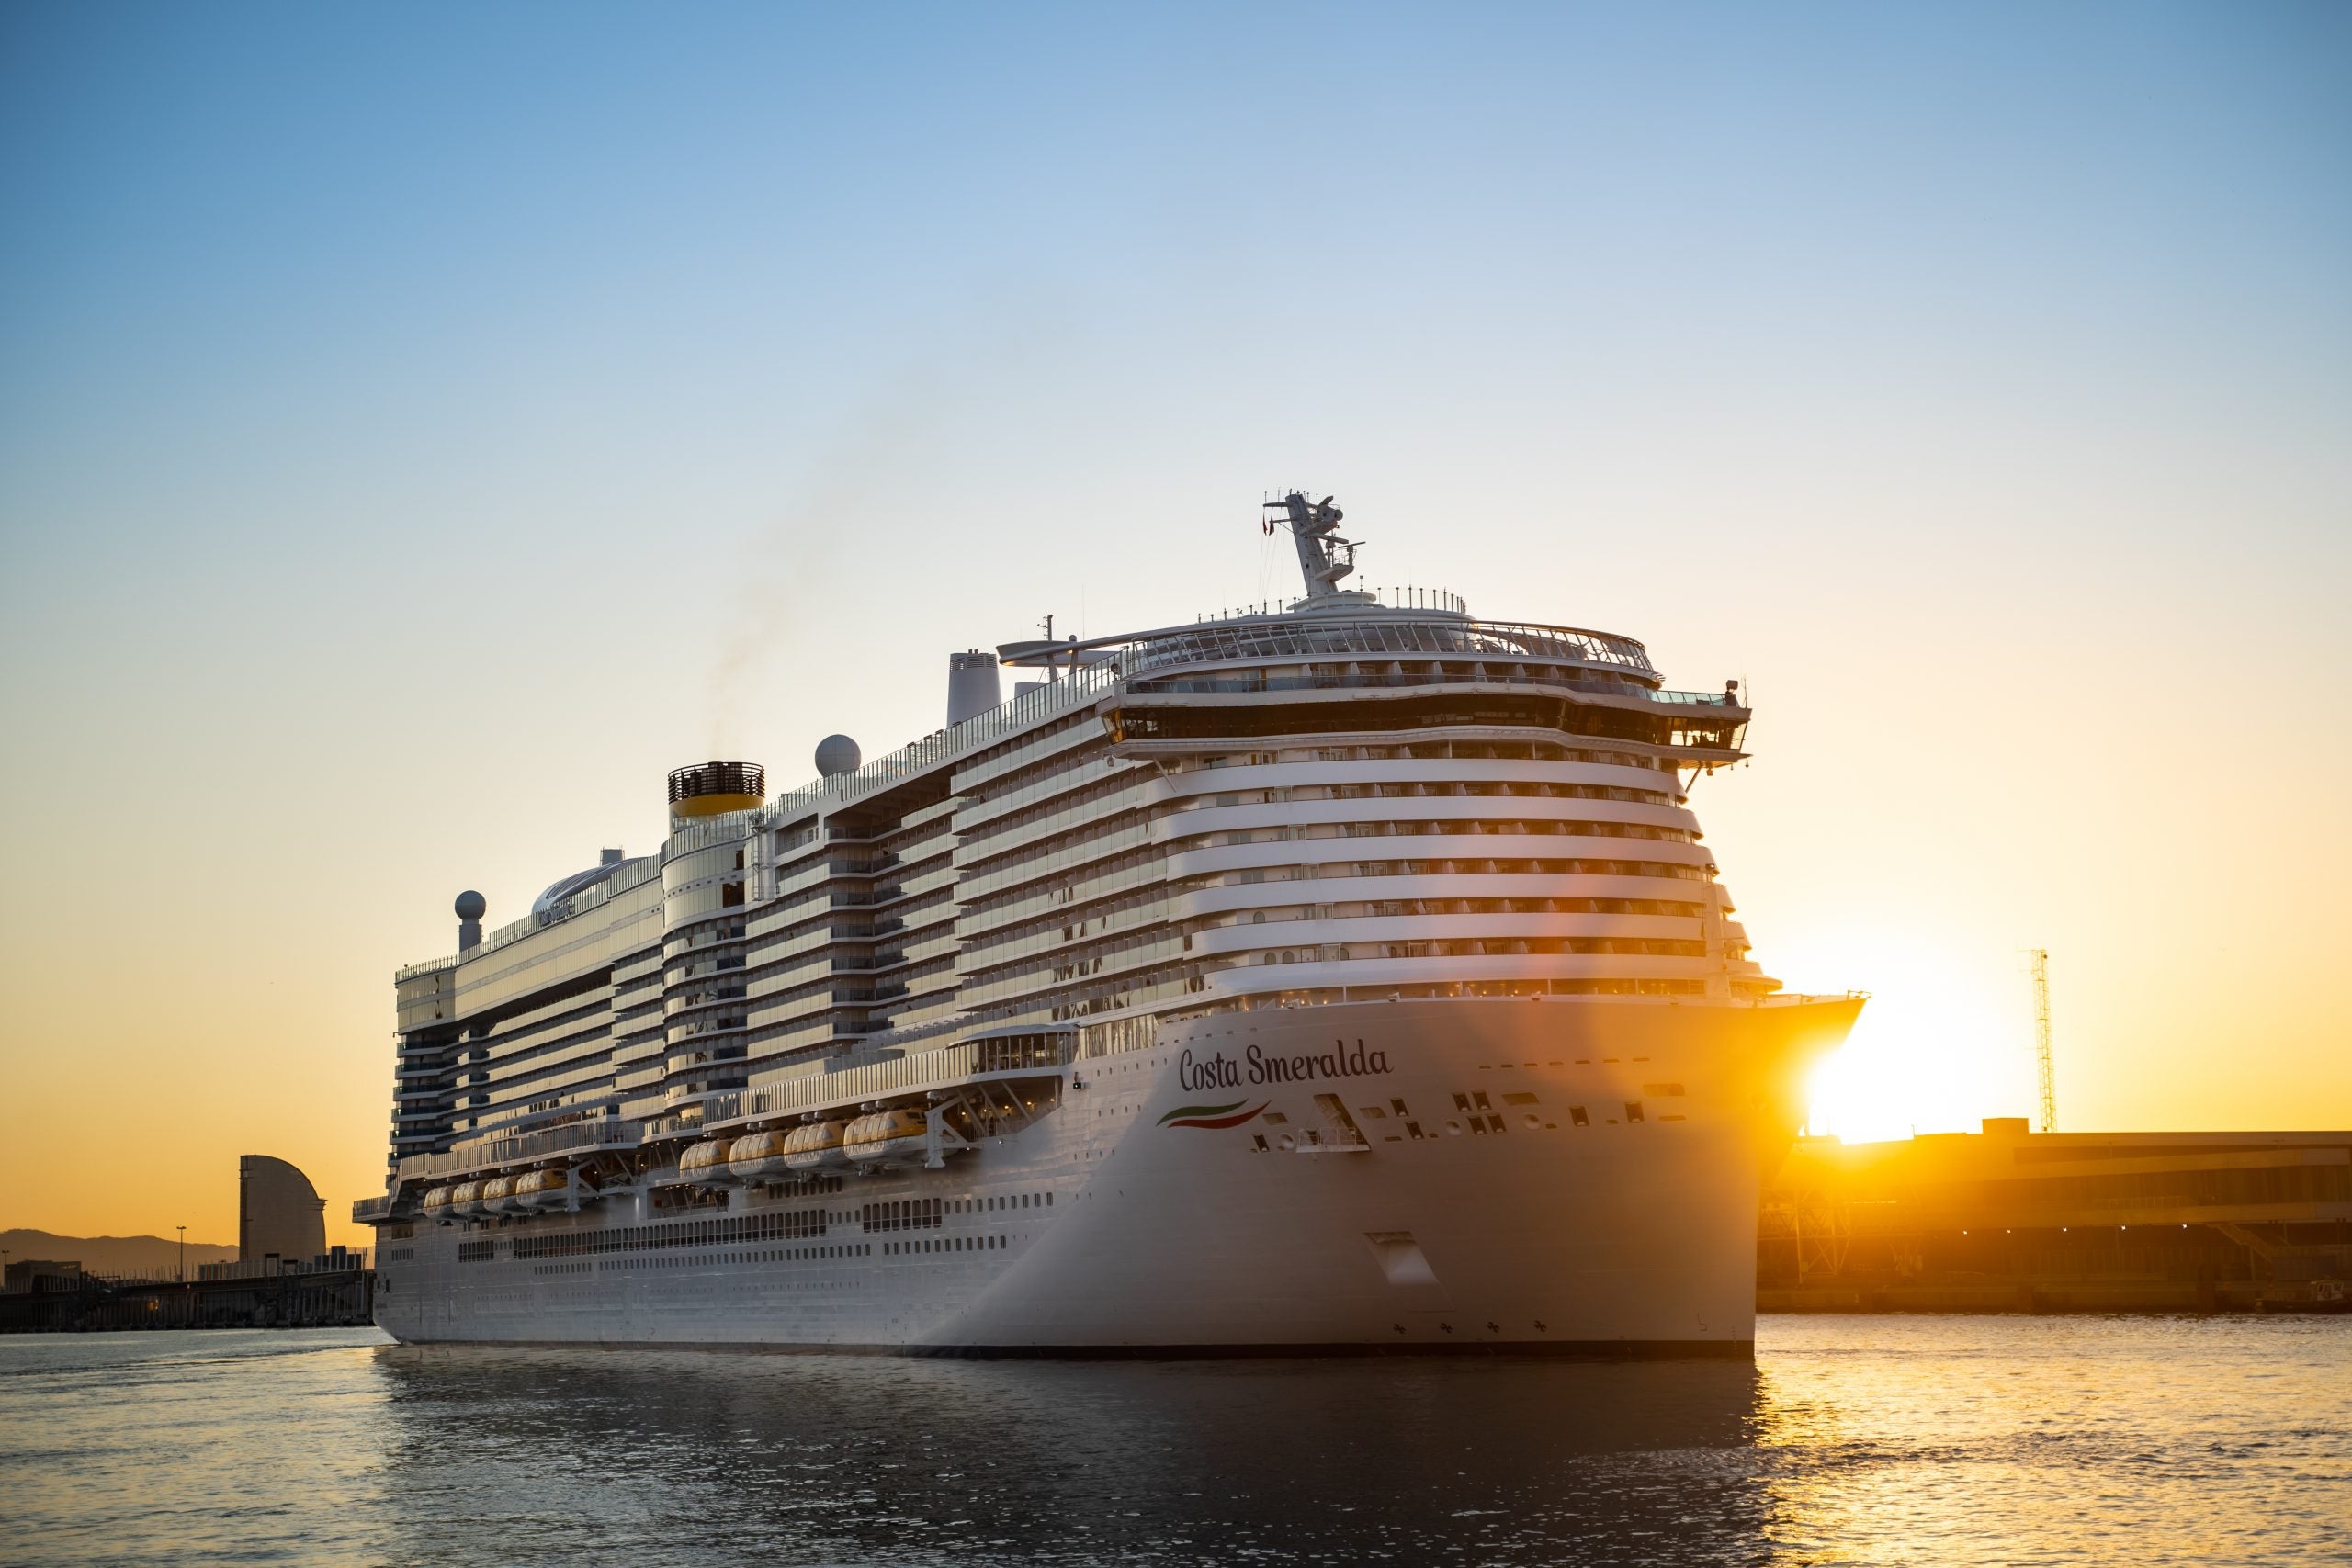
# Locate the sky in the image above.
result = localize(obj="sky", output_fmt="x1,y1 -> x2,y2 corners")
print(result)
3,2 -> 2346,1249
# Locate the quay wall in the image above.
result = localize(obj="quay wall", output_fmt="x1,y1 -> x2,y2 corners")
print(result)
0,1268 -> 374,1333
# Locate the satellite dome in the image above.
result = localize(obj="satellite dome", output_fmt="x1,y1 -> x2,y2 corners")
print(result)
455,890 -> 487,920
815,734 -> 862,778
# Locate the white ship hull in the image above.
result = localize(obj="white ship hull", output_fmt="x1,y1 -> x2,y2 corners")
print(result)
375,995 -> 1857,1355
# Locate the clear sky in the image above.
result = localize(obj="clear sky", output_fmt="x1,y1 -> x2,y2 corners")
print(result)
3,2 -> 2346,1248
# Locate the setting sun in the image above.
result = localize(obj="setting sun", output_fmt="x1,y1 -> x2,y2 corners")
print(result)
1773,926 -> 2038,1144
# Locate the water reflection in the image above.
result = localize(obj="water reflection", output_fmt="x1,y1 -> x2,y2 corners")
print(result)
7,1321 -> 2340,1565
370,1348 -> 1771,1564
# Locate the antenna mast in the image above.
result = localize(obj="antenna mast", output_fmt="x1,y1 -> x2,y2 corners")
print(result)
1264,491 -> 1358,600
2030,948 -> 2054,1133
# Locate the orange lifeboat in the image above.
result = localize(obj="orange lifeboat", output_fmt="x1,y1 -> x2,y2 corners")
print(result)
728,1131 -> 791,1181
480,1175 -> 523,1216
420,1185 -> 456,1221
678,1138 -> 740,1184
514,1168 -> 572,1213
844,1108 -> 928,1164
784,1119 -> 850,1169
448,1179 -> 486,1218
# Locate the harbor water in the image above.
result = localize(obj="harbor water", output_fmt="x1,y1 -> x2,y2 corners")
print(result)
1,1316 -> 2345,1565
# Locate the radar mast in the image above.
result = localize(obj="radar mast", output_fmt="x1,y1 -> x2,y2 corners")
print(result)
1266,491 -> 1364,604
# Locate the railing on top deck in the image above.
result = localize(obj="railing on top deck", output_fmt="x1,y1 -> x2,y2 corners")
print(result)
700,1033 -> 1079,1131
1128,671 -> 1739,706
401,1118 -> 637,1181
1195,587 -> 1471,620
761,657 -> 1129,823
1124,616 -> 1657,679
395,856 -> 666,978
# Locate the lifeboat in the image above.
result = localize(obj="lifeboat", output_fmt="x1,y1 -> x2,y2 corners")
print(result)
420,1185 -> 456,1221
678,1138 -> 741,1184
728,1131 -> 792,1182
448,1179 -> 485,1218
480,1175 -> 521,1215
844,1108 -> 929,1164
783,1119 -> 850,1169
514,1168 -> 572,1212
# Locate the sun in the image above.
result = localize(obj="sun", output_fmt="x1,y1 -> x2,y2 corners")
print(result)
1769,924 -> 2037,1144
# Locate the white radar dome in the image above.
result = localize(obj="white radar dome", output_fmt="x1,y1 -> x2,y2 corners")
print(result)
815,734 -> 862,777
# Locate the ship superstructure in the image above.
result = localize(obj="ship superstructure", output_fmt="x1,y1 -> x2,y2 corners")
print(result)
356,495 -> 1860,1353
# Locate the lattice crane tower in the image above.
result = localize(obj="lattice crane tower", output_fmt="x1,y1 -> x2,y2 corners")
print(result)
2030,949 -> 2054,1134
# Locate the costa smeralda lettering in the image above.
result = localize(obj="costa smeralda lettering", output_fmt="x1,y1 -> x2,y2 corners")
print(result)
1176,1039 -> 1392,1093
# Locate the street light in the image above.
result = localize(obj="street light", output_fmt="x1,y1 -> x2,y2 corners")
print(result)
176,1224 -> 186,1284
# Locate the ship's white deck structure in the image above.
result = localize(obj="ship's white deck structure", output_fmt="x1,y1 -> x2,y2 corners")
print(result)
357,494 -> 1860,1353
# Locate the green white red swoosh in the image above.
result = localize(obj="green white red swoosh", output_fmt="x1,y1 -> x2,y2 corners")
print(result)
1158,1100 -> 1269,1130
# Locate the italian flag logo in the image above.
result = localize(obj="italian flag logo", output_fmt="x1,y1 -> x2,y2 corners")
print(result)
1158,1100 -> 1269,1130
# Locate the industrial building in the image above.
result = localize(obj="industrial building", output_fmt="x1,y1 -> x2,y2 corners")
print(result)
1761,1120 -> 2352,1312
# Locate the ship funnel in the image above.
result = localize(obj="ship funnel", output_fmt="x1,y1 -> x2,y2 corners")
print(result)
455,890 -> 485,952
946,650 -> 1001,728
667,761 -> 765,823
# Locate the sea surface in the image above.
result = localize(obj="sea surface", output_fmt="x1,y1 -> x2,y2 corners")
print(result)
0,1315 -> 2345,1566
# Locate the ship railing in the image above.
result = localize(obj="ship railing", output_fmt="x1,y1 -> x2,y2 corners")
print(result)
396,856 -> 665,977
351,1195 -> 396,1224
406,1118 -> 637,1179
761,657 -> 1130,823
698,1034 -> 1080,1133
1193,587 -> 1470,619
1126,671 -> 1738,706
1121,616 -> 1657,678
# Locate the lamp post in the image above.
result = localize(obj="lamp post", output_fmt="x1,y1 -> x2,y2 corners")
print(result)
176,1225 -> 186,1284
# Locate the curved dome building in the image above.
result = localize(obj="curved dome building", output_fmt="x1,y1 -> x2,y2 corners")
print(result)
239,1155 -> 326,1269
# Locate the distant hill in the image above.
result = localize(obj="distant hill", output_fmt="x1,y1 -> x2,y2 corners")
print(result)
1,1228 -> 239,1277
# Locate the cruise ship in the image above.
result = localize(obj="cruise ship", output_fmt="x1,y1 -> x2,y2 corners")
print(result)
356,494 -> 1861,1354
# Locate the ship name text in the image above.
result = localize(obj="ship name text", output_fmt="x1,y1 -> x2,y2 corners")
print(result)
1178,1040 -> 1392,1092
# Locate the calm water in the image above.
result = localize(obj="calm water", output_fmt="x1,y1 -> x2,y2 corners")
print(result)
1,1317 -> 2346,1566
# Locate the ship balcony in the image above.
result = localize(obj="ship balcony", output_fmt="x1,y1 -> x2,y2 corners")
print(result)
662,985 -> 748,1016
665,1077 -> 745,1107
665,1012 -> 747,1040
663,1044 -> 745,1075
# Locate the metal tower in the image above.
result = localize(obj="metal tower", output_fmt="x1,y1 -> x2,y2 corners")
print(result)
1265,491 -> 1359,600
2030,948 -> 2054,1134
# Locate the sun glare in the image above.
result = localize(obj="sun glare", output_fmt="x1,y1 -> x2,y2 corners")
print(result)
1770,925 -> 2037,1144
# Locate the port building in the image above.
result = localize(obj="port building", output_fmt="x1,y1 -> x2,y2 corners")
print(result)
1761,1120 -> 2352,1312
